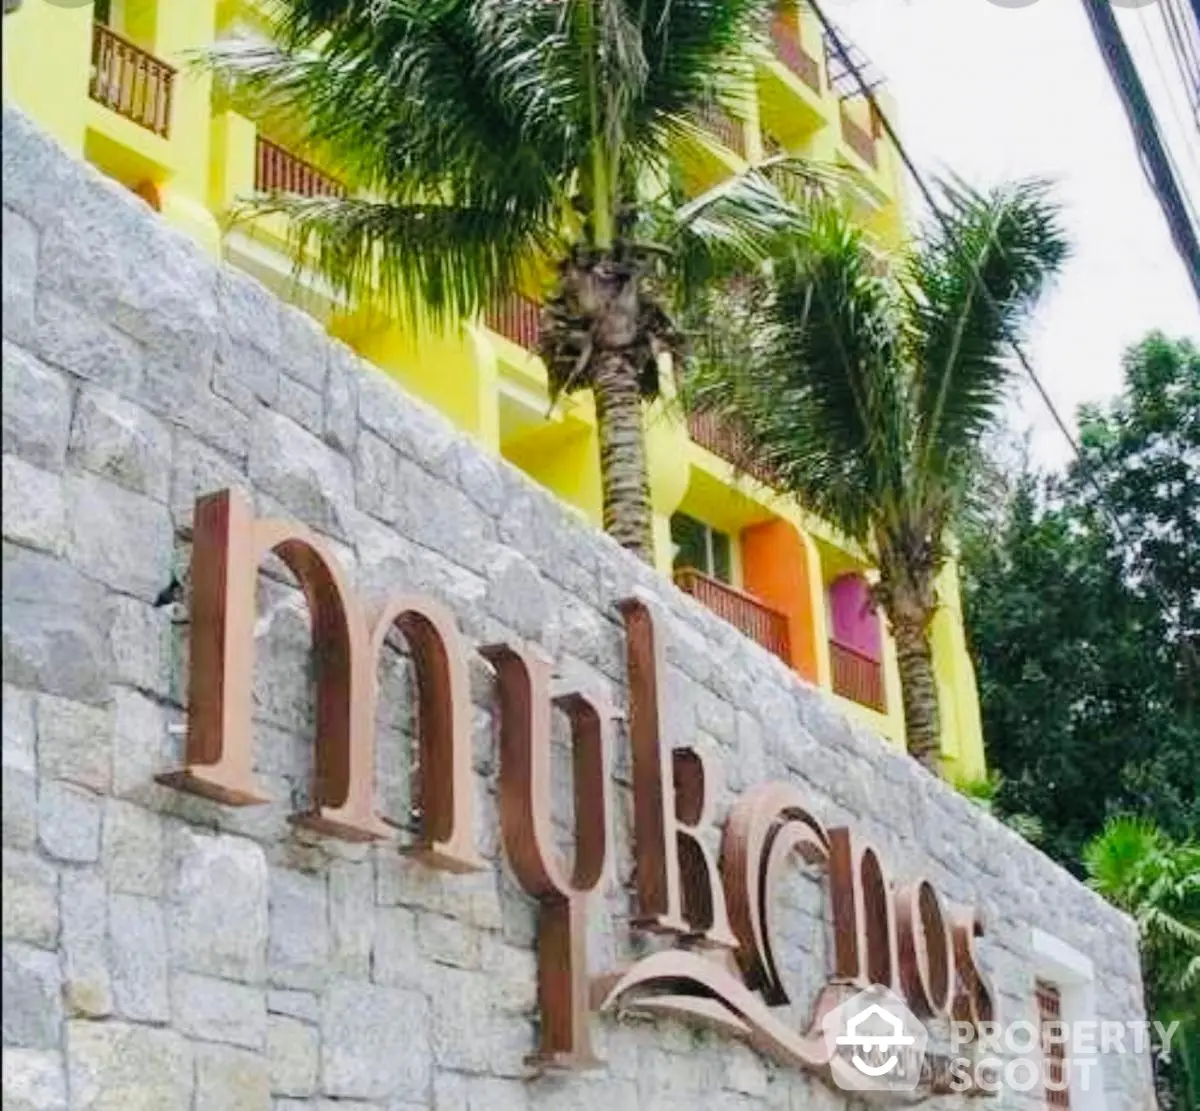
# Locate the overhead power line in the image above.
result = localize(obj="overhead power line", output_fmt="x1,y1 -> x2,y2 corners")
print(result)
1079,0 -> 1200,305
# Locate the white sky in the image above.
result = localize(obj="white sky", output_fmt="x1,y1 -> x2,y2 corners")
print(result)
826,0 -> 1200,468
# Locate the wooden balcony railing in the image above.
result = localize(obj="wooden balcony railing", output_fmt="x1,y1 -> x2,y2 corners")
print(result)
687,409 -> 777,488
829,640 -> 885,712
485,294 -> 541,351
840,107 -> 878,169
676,568 -> 790,662
89,23 -> 174,138
255,136 -> 346,198
696,104 -> 747,159
771,18 -> 822,94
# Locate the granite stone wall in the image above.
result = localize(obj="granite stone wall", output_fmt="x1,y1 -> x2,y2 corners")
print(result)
1,106 -> 1155,1111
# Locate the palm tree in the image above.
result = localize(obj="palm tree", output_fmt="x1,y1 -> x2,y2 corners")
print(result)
688,182 -> 1067,768
1085,818 -> 1200,1110
207,0 -> 820,563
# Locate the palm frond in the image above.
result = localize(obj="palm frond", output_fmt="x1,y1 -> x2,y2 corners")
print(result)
235,193 -> 555,322
906,178 -> 1068,503
688,205 -> 904,542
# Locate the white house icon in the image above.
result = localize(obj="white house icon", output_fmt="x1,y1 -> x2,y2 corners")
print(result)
835,1003 -> 916,1076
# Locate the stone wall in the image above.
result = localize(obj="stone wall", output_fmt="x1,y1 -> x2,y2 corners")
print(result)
1,106 -> 1154,1111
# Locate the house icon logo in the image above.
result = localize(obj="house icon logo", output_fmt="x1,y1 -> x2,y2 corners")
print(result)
821,986 -> 928,1094
836,1002 -> 916,1075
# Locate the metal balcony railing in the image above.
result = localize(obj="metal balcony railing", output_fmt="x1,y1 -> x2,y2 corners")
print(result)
839,107 -> 878,168
89,23 -> 174,137
687,410 -> 778,488
485,294 -> 541,351
829,640 -> 885,712
695,104 -> 747,159
676,568 -> 790,661
255,136 -> 346,198
771,18 -> 822,94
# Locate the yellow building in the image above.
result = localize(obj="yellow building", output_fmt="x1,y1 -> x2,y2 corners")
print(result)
2,0 -> 987,781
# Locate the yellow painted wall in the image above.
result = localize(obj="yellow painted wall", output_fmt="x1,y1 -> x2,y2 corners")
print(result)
2,0 -> 985,776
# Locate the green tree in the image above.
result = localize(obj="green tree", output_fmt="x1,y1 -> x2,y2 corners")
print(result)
209,0 -> 819,562
1085,818 -> 1200,1110
962,333 -> 1200,863
688,185 -> 1067,768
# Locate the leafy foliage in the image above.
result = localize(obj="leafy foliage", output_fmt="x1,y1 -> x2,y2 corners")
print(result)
206,0 -> 828,559
962,333 -> 1200,865
687,180 -> 1066,764
1084,818 -> 1200,1110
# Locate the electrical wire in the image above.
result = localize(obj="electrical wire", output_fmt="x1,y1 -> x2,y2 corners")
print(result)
1132,3 -> 1200,226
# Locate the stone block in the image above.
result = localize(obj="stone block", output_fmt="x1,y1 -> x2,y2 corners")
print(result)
38,780 -> 101,863
65,472 -> 174,603
268,868 -> 329,990
109,894 -> 169,1022
110,688 -> 170,804
2,545 -> 110,704
69,387 -> 172,502
172,971 -> 266,1048
371,906 -> 420,989
329,859 -> 373,978
2,456 -> 65,554
2,768 -> 37,849
267,1014 -> 318,1097
67,1020 -> 193,1111
277,375 -> 323,436
2,206 -> 37,345
102,799 -> 163,896
1,342 -> 70,471
357,369 -> 455,475
417,911 -> 480,970
3,685 -> 36,773
323,343 -> 359,453
248,409 -> 354,540
195,1043 -> 271,1111
31,292 -> 144,394
141,351 -> 249,460
107,595 -> 172,696
168,829 -> 268,982
321,980 -> 430,1101
35,694 -> 112,792
1,1047 -> 67,1111
1,850 -> 58,948
60,870 -> 112,1018
2,942 -> 62,1048
279,305 -> 328,390
219,268 -> 282,358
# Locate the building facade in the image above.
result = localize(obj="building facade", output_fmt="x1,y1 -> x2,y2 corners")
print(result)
2,0 -> 985,779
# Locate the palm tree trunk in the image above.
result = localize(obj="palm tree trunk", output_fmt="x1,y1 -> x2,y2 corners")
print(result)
891,615 -> 941,772
592,350 -> 654,563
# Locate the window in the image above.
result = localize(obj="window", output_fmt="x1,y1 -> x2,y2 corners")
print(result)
1030,929 -> 1108,1111
670,513 -> 732,584
1037,979 -> 1070,1109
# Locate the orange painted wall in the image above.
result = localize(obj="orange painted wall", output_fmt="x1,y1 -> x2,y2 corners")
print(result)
741,519 -> 818,683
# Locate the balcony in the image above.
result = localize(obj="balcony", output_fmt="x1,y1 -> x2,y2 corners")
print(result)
676,568 -> 790,661
771,18 -> 822,94
687,409 -> 778,488
829,640 -> 885,712
695,104 -> 747,159
255,136 -> 346,198
89,23 -> 174,138
839,106 -> 877,169
486,293 -> 542,351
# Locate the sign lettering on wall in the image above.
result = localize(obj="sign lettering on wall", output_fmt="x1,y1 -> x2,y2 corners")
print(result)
160,489 -> 996,1085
